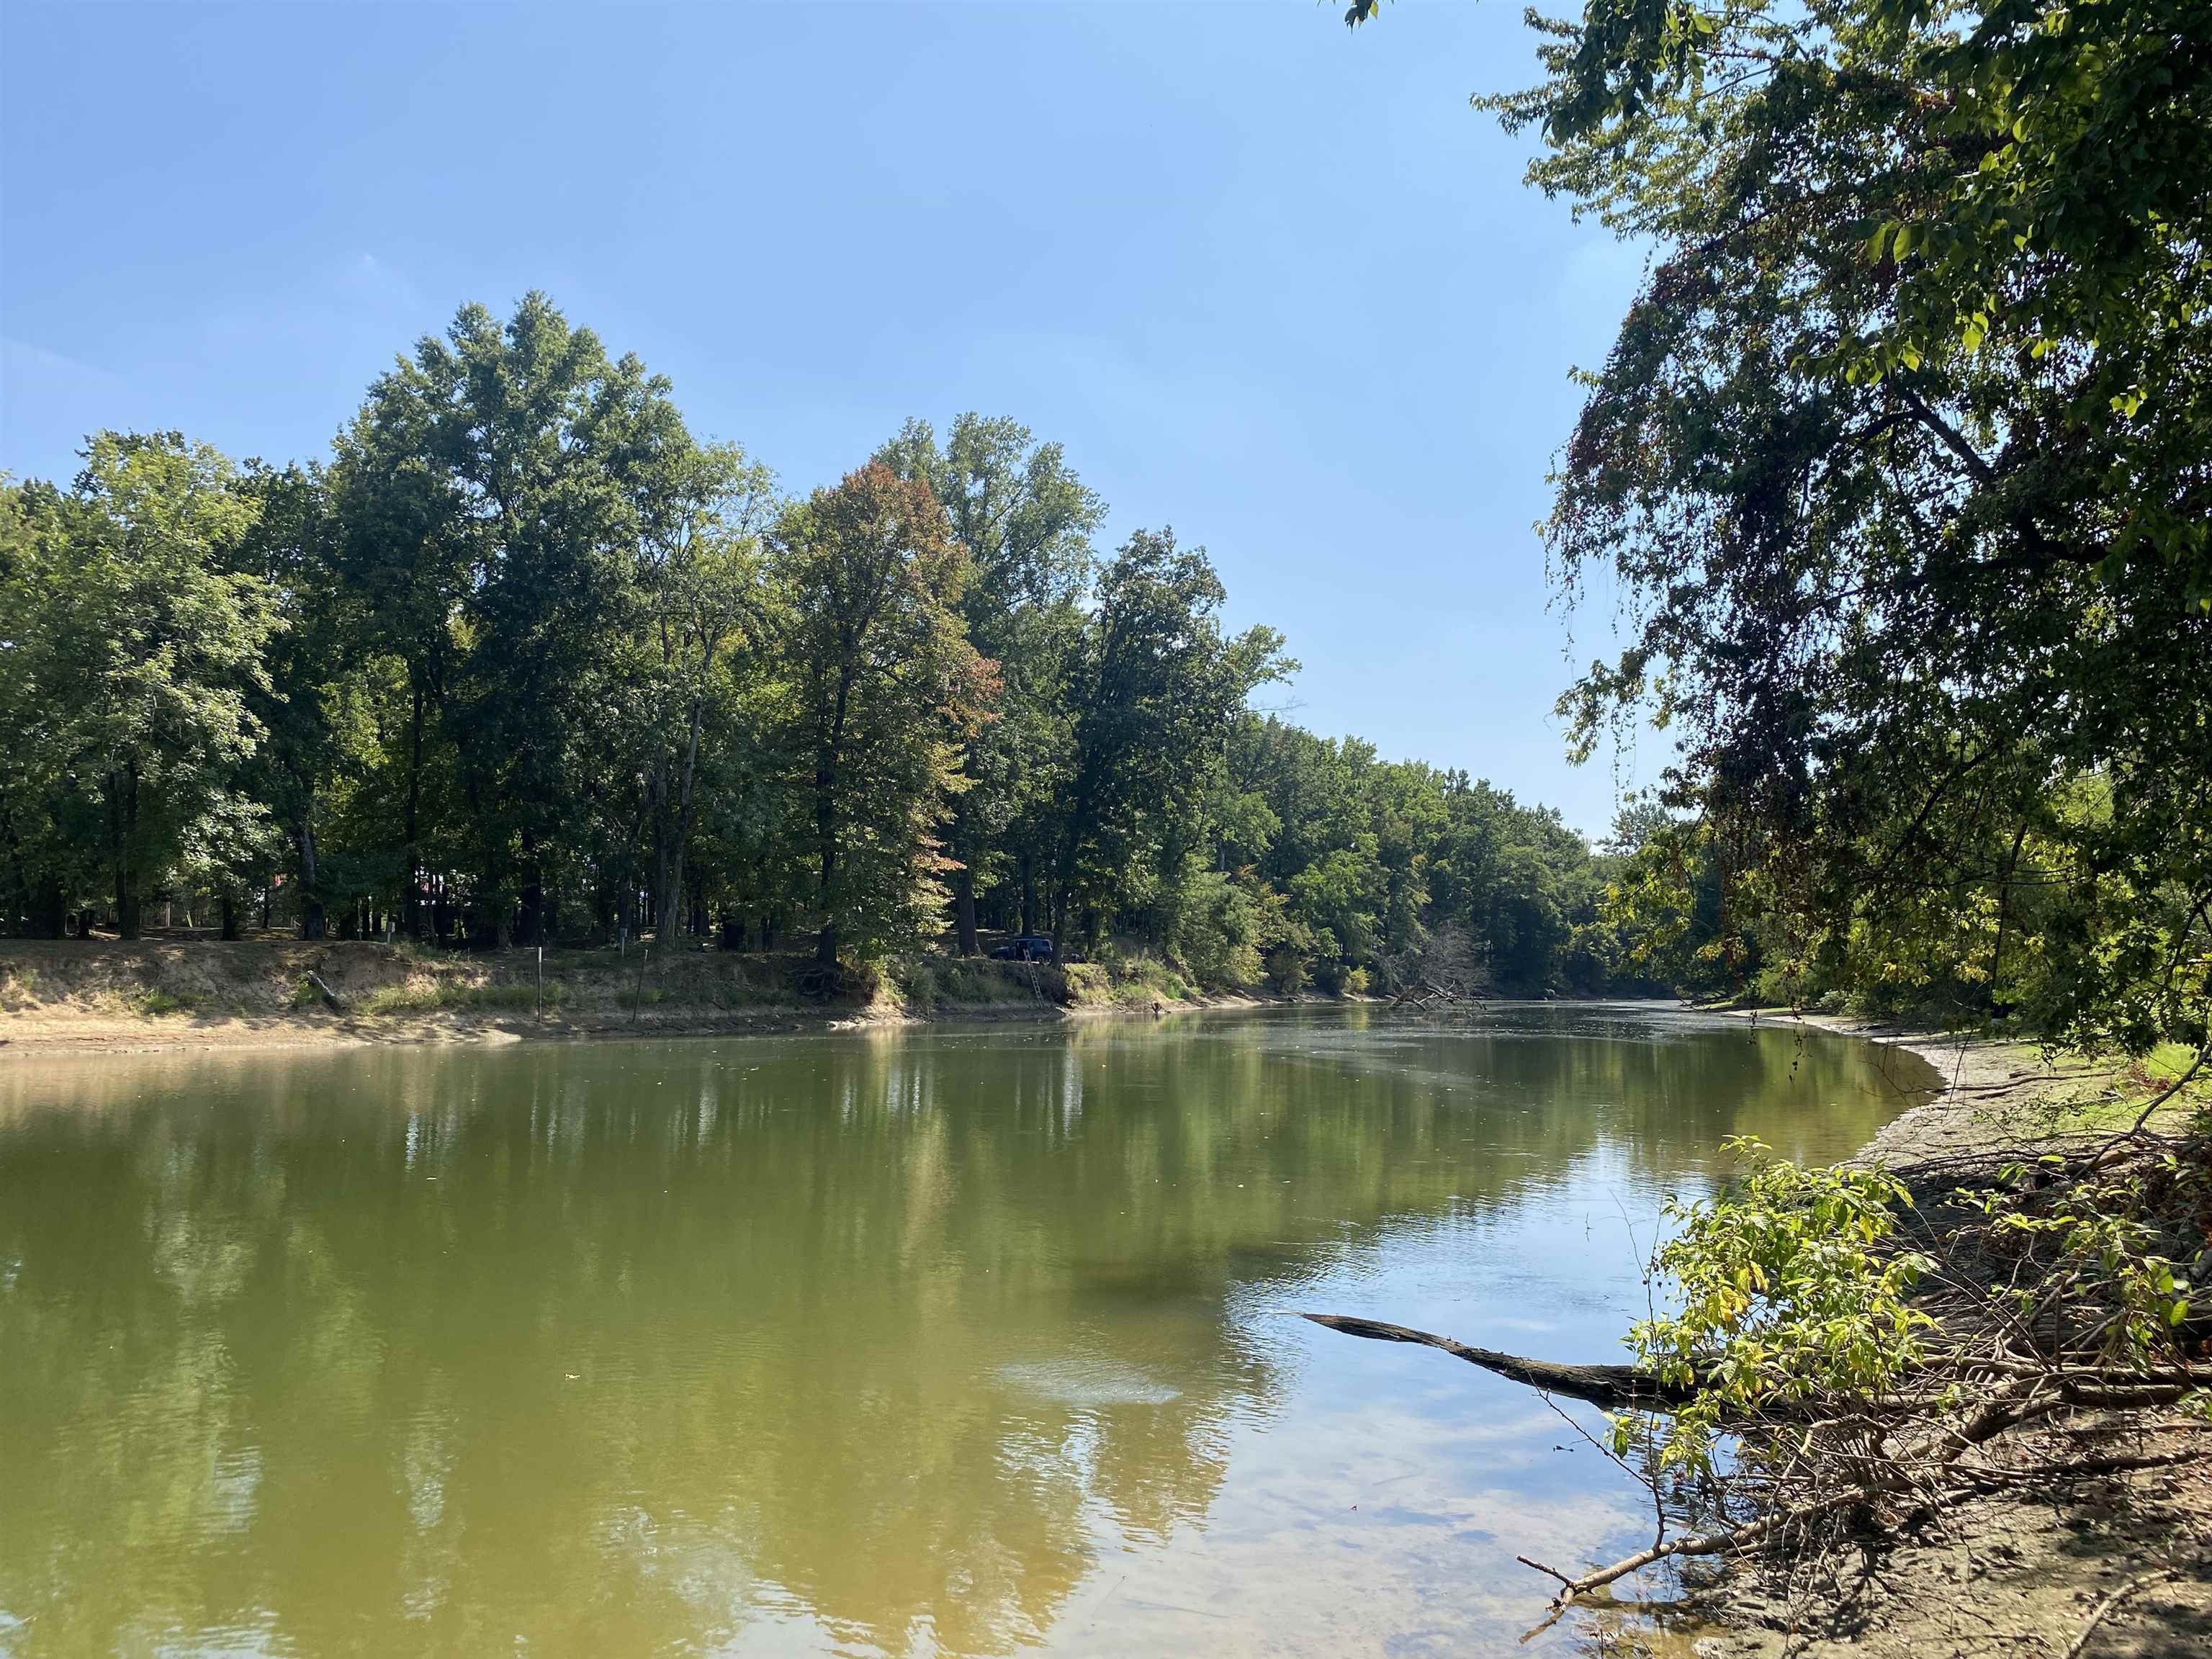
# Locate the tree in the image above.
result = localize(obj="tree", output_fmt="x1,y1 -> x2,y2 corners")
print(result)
227,462 -> 346,939
329,329 -> 475,938
629,439 -> 777,939
771,463 -> 994,966
877,415 -> 1103,952
0,434 -> 279,938
0,480 -> 90,937
1053,531 -> 1291,944
333,295 -> 703,945
1439,0 -> 2212,1048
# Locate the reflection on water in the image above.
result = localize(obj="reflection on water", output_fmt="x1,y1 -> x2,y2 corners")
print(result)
0,1004 -> 1933,1657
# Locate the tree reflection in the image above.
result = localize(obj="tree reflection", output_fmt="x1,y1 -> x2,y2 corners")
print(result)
0,1010 -> 1933,1656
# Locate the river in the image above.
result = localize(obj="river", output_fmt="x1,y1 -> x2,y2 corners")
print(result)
0,1003 -> 1936,1657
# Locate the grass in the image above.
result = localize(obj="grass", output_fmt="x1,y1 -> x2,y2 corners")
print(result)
2010,1040 -> 2212,1134
1064,950 -> 1195,1007
136,988 -> 194,1016
887,956 -> 1064,1012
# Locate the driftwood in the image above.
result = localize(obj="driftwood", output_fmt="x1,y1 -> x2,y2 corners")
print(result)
302,971 -> 345,1012
1392,979 -> 1457,1007
1300,1314 -> 1694,1409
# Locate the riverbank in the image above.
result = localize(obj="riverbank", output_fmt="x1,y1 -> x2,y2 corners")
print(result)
1682,1012 -> 2212,1659
0,938 -> 1334,1058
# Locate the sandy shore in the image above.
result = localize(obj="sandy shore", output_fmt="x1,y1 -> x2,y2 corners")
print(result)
0,935 -> 1331,1061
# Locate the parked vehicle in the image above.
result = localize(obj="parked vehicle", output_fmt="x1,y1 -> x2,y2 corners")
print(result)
989,935 -> 1056,963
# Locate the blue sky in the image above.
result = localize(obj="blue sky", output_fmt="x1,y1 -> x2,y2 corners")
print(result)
0,1 -> 1653,836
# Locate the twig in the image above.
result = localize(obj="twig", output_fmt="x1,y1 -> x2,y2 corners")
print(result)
2119,1041 -> 2207,1138
2059,1564 -> 2182,1659
1516,1554 -> 1576,1588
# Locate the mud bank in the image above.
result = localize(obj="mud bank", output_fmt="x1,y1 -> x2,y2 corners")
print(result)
1683,1012 -> 2212,1659
0,938 -> 1346,1059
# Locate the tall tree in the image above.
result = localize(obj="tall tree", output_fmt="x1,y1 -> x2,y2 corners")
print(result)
771,463 -> 994,966
1,434 -> 279,939
1389,0 -> 2212,1048
1053,531 -> 1290,943
629,439 -> 777,939
228,462 -> 343,939
878,415 -> 1102,951
334,295 -> 700,945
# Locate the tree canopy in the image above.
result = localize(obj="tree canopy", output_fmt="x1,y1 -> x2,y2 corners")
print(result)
1342,0 -> 2211,1049
1,295 -> 1625,997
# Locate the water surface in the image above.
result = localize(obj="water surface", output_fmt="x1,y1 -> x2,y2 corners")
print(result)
0,1004 -> 1936,1657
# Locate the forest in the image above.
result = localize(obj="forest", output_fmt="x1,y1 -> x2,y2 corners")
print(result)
0,299 -> 1627,998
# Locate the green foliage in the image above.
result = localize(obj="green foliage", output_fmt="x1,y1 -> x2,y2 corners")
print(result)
1,297 -> 1626,993
773,462 -> 992,966
1053,531 -> 1292,945
1964,1155 -> 2200,1367
1162,865 -> 1265,989
1626,1138 -> 1933,1471
1467,0 -> 2212,1052
0,434 -> 282,938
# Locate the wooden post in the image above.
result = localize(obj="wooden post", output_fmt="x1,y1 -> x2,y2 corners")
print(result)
535,943 -> 544,1022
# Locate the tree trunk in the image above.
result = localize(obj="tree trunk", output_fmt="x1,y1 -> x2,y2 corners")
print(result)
220,893 -> 239,941
654,840 -> 675,938
949,797 -> 980,956
662,679 -> 711,940
404,679 -> 427,938
298,804 -> 325,940
30,878 -> 66,940
113,763 -> 142,940
1019,849 -> 1037,939
814,729 -> 841,968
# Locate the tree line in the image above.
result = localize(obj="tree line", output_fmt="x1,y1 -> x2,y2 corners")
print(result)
0,295 -> 1631,995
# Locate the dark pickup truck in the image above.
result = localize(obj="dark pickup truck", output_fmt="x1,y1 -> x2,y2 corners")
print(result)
989,935 -> 1057,963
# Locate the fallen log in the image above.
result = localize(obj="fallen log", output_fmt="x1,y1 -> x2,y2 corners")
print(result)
303,971 -> 345,1013
1300,1313 -> 1695,1409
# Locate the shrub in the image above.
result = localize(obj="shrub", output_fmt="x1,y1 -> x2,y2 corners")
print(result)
1623,1138 -> 1930,1474
1164,866 -> 1263,989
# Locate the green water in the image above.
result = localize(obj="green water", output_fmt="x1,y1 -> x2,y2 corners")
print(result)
0,1004 -> 1933,1658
